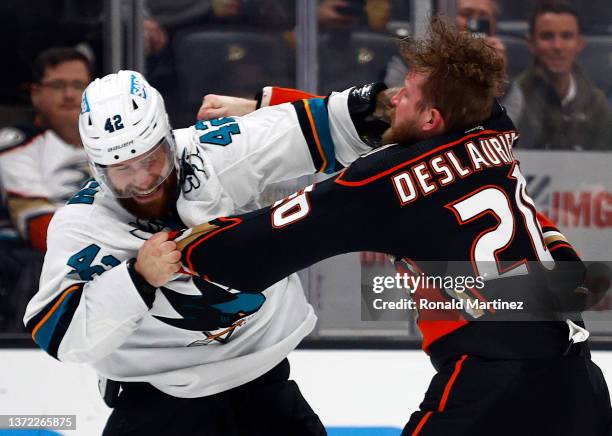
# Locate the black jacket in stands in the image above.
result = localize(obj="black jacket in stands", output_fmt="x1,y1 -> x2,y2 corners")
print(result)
179,102 -> 580,362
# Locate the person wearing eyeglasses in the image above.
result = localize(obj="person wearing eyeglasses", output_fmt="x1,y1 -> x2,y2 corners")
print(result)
0,47 -> 92,252
0,46 -> 92,332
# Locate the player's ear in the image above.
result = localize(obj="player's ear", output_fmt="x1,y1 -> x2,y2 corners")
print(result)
421,107 -> 445,135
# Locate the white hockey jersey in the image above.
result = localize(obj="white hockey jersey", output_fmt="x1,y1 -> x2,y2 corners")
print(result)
0,125 -> 89,241
24,90 -> 369,398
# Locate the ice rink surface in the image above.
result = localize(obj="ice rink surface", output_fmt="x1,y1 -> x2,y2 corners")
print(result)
1,349 -> 611,435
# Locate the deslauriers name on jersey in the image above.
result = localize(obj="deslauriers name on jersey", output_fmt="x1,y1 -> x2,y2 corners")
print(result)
392,131 -> 518,205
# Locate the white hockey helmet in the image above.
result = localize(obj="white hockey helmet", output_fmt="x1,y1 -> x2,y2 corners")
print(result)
79,70 -> 177,198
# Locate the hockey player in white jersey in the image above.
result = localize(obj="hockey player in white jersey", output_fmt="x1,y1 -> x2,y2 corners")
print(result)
24,70 -> 386,435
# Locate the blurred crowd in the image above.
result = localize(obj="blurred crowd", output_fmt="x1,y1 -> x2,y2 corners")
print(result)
0,0 -> 611,332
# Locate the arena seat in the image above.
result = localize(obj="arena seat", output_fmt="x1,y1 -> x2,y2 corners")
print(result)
497,0 -> 531,21
497,34 -> 531,80
578,35 -> 612,95
318,31 -> 398,95
496,20 -> 529,37
173,29 -> 292,122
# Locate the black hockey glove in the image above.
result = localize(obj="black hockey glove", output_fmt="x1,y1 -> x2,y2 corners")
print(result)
347,82 -> 390,148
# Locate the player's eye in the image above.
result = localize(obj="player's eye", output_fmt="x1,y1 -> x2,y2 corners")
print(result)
140,156 -> 156,167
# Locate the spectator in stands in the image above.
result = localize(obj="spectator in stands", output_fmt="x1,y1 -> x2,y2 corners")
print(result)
0,47 -> 92,252
502,1 -> 612,150
0,46 -> 91,332
0,186 -> 30,332
385,0 -> 506,87
318,0 -> 362,30
0,0 -> 167,110
317,0 -> 391,32
150,0 -> 388,33
148,0 -> 294,32
143,14 -> 168,57
147,0 -> 295,127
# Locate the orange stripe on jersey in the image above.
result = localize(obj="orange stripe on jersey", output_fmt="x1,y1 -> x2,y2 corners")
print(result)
419,319 -> 469,351
439,354 -> 468,411
302,99 -> 329,173
336,130 -> 511,187
411,355 -> 468,435
412,411 -> 433,436
550,243 -> 572,252
536,211 -> 557,229
184,217 -> 243,275
536,211 -> 581,257
205,319 -> 246,341
31,284 -> 81,341
269,87 -> 322,106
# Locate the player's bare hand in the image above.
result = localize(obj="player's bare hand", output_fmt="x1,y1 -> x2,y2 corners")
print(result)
134,232 -> 181,287
375,87 -> 399,123
318,0 -> 360,29
143,19 -> 168,55
197,94 -> 257,120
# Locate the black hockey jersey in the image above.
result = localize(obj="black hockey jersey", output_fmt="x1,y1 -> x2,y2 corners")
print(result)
177,103 -> 579,358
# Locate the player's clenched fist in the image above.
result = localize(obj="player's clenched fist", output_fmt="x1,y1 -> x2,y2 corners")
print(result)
197,94 -> 257,120
134,232 -> 181,288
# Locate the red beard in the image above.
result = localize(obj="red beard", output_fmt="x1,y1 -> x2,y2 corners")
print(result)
117,168 -> 179,220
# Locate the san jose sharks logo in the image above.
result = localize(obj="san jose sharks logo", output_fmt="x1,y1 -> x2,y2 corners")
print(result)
129,218 -> 167,240
181,148 -> 206,194
154,277 -> 266,345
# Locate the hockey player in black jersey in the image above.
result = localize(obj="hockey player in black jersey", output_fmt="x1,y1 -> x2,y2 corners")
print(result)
169,19 -> 612,435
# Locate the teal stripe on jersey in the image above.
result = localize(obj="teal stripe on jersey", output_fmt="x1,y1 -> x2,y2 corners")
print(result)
307,98 -> 336,174
34,291 -> 78,353
29,285 -> 84,359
